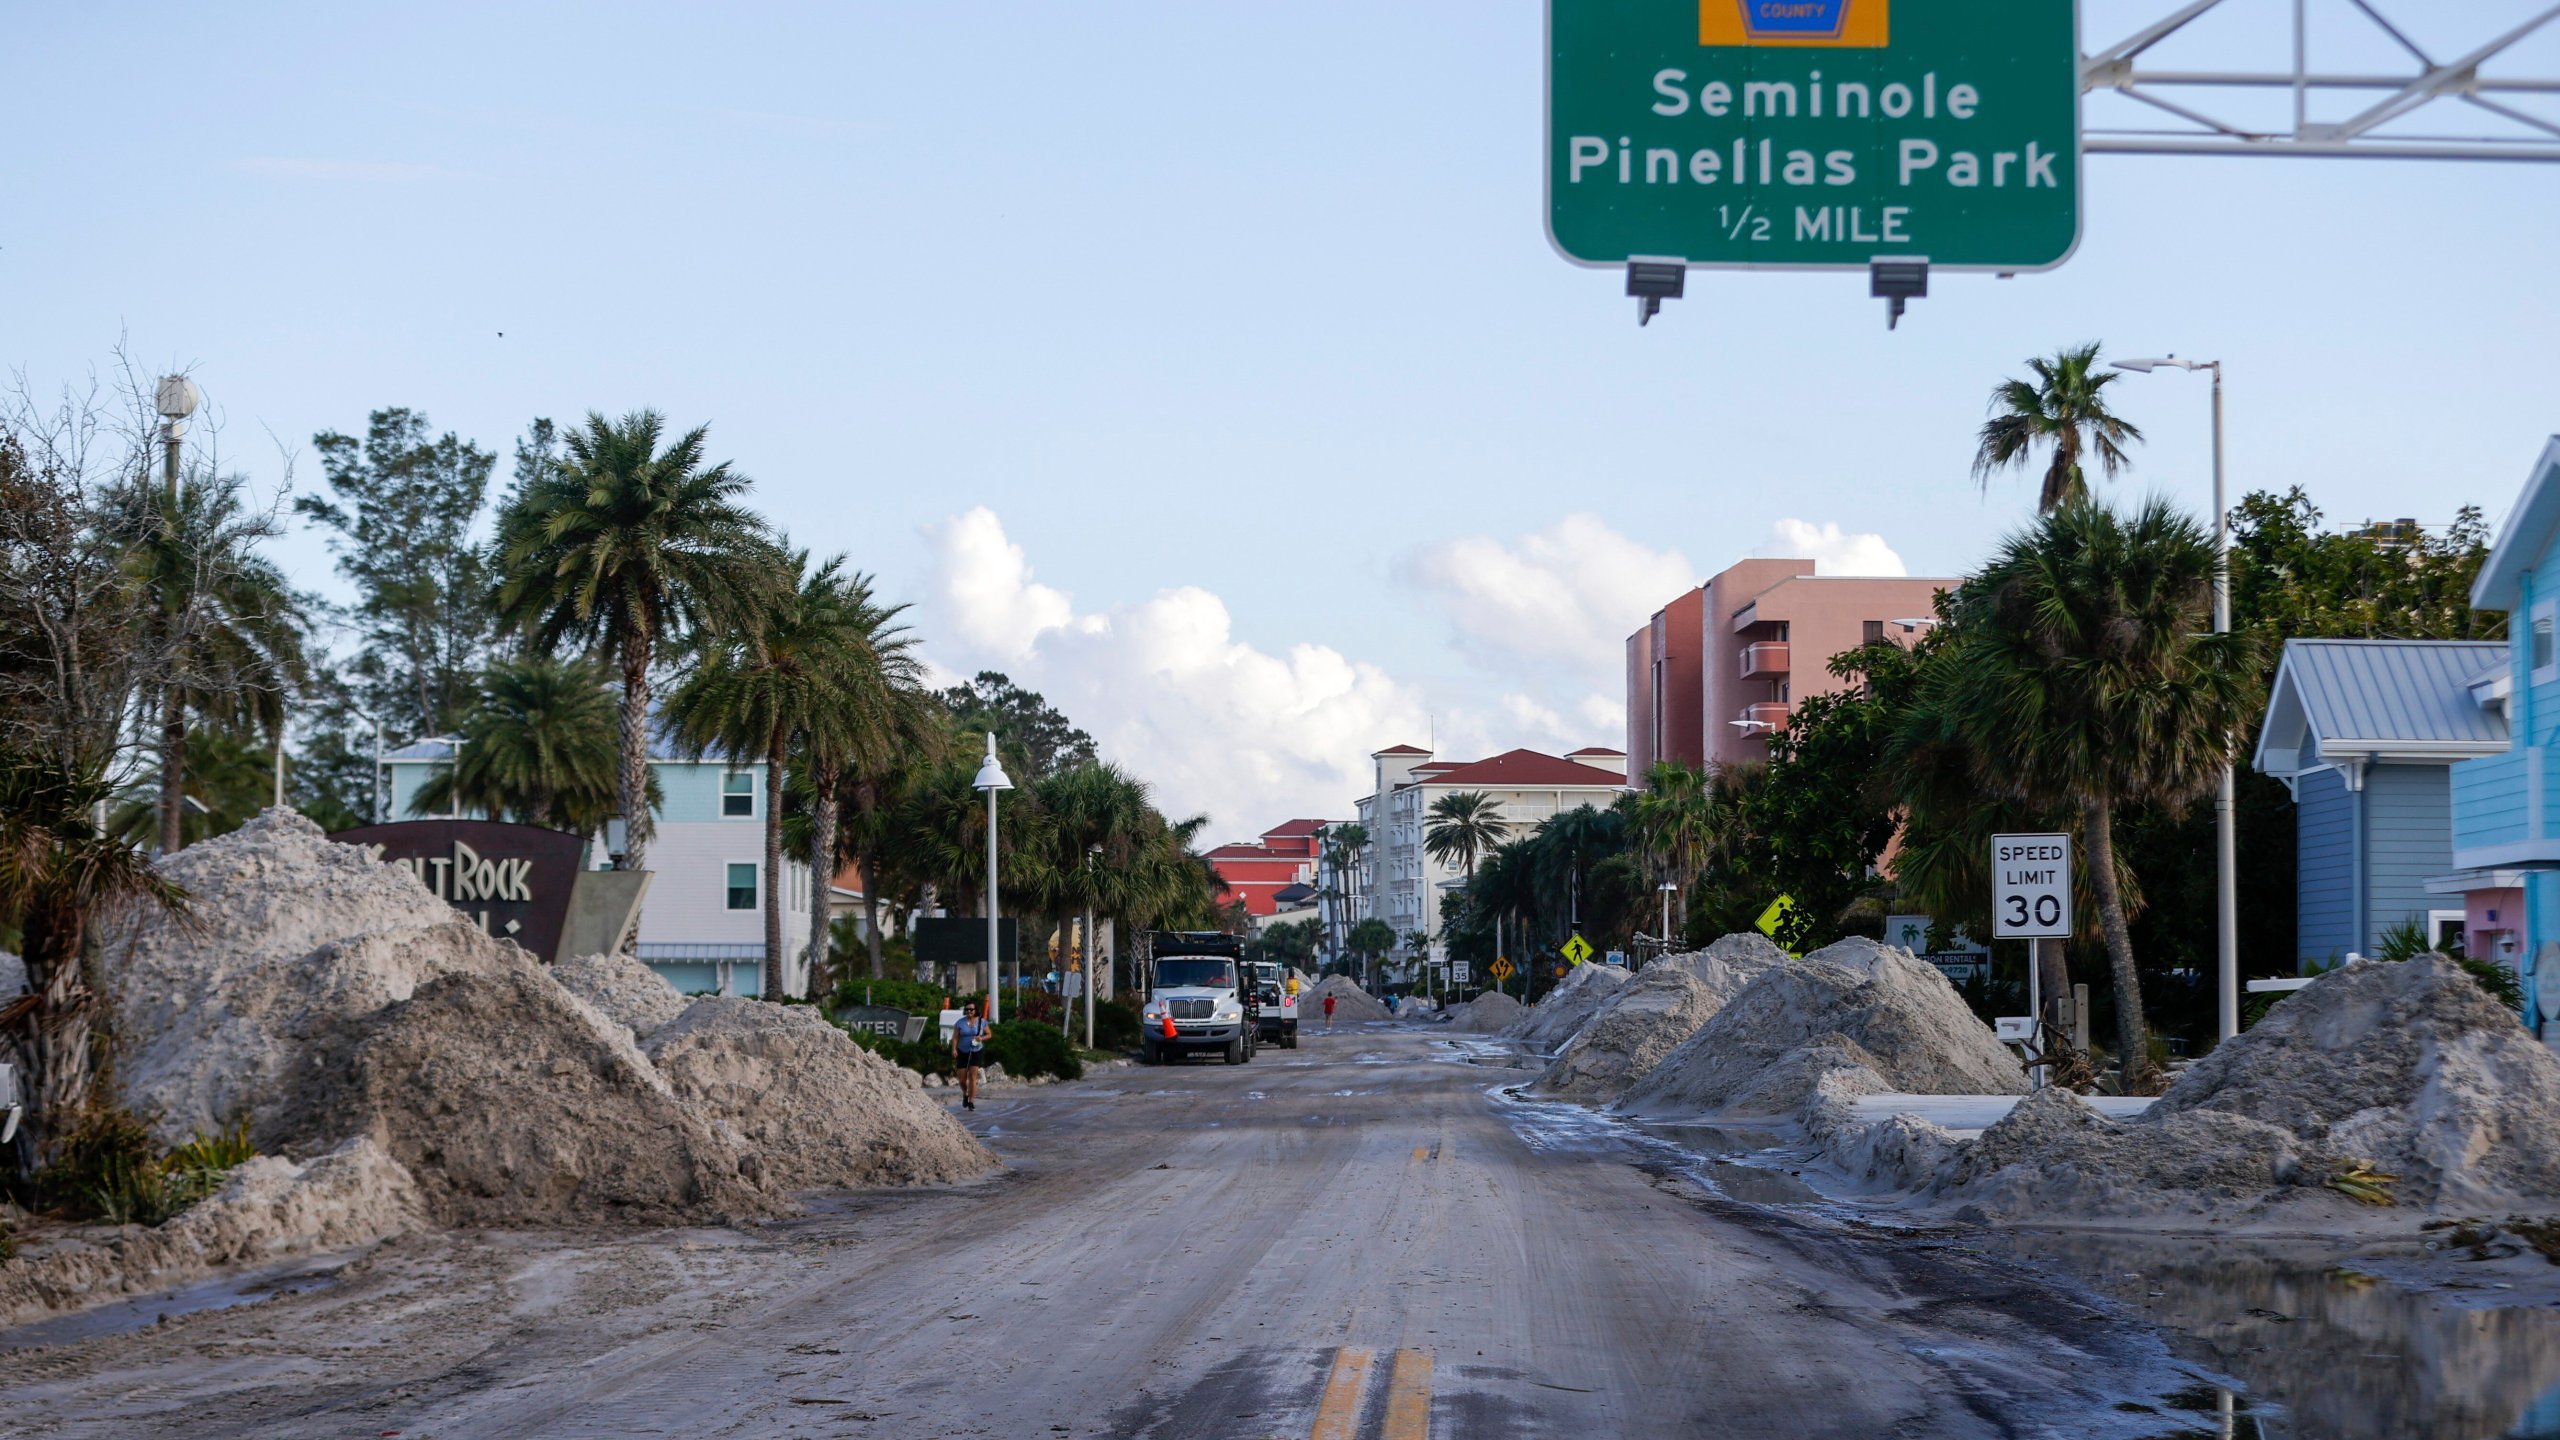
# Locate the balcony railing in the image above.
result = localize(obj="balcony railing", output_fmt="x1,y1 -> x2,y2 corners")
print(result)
1740,641 -> 1791,678
1737,702 -> 1791,734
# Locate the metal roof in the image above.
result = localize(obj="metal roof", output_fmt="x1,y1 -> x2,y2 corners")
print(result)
2253,638 -> 2510,777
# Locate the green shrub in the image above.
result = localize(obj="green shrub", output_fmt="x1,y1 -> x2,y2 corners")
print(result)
830,975 -> 956,1017
839,1024 -> 956,1079
1087,997 -> 1141,1051
22,1109 -> 255,1227
985,1019 -> 1082,1082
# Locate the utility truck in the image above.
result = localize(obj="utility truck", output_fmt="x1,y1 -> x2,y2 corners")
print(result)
1140,932 -> 1257,1065
1248,959 -> 1299,1048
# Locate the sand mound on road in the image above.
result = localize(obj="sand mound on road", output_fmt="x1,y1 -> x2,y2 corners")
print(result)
645,998 -> 994,1192
1532,965 -> 1727,1103
281,962 -> 771,1225
1505,963 -> 1629,1051
0,1137 -> 426,1328
1654,932 -> 1790,991
1308,975 -> 1391,1023
1931,958 -> 2560,1218
553,949 -> 691,1042
105,809 -> 495,1148
1619,938 -> 2024,1119
1449,990 -> 1525,1033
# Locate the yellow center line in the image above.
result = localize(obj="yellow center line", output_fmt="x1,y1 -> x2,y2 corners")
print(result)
1382,1347 -> 1434,1440
1310,1346 -> 1373,1440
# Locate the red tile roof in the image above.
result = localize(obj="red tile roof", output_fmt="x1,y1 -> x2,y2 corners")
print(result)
1567,747 -> 1625,756
1263,818 -> 1330,837
1416,748 -> 1634,789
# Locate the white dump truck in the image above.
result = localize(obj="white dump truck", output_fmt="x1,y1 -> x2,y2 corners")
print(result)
1140,932 -> 1257,1065
1248,959 -> 1299,1049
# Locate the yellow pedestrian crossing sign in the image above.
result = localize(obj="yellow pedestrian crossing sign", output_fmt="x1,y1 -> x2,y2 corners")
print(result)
1755,894 -> 1810,956
1561,933 -> 1594,966
1487,956 -> 1516,982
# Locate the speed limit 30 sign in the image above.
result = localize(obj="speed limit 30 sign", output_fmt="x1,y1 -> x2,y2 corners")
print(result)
1991,833 -> 2073,939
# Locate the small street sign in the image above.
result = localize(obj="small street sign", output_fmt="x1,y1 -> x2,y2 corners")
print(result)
1561,933 -> 1595,965
1991,832 -> 2073,939
1994,1016 -> 2036,1044
1547,0 -> 2082,272
1452,961 -> 1472,983
1488,956 -> 1517,982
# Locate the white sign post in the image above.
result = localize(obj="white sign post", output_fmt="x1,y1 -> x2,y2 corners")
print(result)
1992,833 -> 2074,1089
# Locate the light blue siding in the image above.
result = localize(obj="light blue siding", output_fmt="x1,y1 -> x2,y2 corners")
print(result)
2296,767 -> 2354,964
2362,763 -> 2454,952
655,761 -> 759,824
2455,750 -> 2532,851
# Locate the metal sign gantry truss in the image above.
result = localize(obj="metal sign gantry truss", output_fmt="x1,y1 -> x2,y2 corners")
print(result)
2084,0 -> 2560,160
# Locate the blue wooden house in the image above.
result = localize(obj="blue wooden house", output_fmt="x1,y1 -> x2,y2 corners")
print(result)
2449,436 -> 2560,1035
2254,638 -> 2509,965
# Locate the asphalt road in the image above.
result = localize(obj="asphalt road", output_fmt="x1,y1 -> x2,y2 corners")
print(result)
2,1023 -> 2205,1439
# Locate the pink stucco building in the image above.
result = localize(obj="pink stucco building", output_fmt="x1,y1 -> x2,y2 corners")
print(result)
1626,559 -> 1953,776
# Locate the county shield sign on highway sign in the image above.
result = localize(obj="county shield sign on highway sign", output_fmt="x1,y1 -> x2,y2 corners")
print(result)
1547,0 -> 2081,270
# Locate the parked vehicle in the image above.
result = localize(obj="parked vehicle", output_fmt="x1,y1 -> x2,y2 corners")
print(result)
1248,960 -> 1299,1048
1140,932 -> 1257,1065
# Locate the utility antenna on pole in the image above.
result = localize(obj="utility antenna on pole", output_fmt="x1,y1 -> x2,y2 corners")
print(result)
2084,1 -> 2560,162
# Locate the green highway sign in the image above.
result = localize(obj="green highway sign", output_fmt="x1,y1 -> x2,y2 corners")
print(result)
1547,0 -> 2081,271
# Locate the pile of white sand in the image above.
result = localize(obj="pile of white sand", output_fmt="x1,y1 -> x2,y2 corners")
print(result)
553,949 -> 691,1041
1933,957 -> 2560,1219
1505,962 -> 1630,1051
647,997 -> 994,1192
1448,990 -> 1525,1033
1529,935 -> 1788,1103
99,811 -> 993,1233
1307,974 -> 1392,1023
0,1138 -> 424,1327
1619,937 -> 2024,1119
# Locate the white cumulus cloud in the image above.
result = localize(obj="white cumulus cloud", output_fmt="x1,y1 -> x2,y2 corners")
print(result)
1754,518 -> 1908,576
1403,514 -> 1695,677
919,509 -> 1430,835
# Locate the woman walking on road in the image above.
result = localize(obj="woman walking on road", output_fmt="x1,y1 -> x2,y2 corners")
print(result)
1323,991 -> 1337,1031
952,1002 -> 989,1111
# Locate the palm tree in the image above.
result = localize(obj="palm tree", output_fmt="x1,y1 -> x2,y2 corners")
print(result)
493,410 -> 775,875
666,550 -> 868,999
1317,822 -> 1369,967
411,654 -> 639,834
1914,499 -> 2258,1089
1424,792 -> 1507,880
0,755 -> 184,1153
1972,343 -> 2144,513
791,573 -> 935,999
105,472 -> 305,855
1626,760 -> 1722,891
1031,761 -> 1154,1045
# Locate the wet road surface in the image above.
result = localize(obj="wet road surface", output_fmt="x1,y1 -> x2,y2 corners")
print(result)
6,1025 -> 2558,1437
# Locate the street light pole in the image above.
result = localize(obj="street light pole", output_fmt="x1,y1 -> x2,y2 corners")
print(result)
973,733 -> 1014,1024
2116,355 -> 2239,1043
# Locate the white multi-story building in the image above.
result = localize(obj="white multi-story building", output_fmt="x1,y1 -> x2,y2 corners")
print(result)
1353,743 -> 1630,966
381,736 -> 815,998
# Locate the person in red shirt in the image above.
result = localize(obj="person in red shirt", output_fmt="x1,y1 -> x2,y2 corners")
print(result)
1322,991 -> 1337,1031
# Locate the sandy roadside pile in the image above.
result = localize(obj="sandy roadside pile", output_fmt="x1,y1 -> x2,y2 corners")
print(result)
1505,962 -> 1630,1052
12,810 -> 995,1323
1449,990 -> 1525,1033
1308,974 -> 1392,1023
0,1139 -> 423,1326
1532,935 -> 1790,1103
1929,956 -> 2560,1220
1618,938 -> 2025,1121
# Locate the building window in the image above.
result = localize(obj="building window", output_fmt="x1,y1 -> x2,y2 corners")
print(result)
1862,619 -> 1886,645
723,770 -> 755,817
2536,603 -> 2557,683
726,862 -> 758,910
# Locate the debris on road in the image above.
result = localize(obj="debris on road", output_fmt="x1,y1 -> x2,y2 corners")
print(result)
1928,956 -> 2560,1219
0,1137 -> 424,1327
1448,990 -> 1525,1033
1618,937 -> 2024,1120
1505,962 -> 1629,1052
1533,966 -> 1729,1104
1307,974 -> 1392,1023
15,810 -> 998,1325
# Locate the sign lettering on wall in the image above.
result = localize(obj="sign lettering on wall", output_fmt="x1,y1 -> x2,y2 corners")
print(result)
330,820 -> 588,962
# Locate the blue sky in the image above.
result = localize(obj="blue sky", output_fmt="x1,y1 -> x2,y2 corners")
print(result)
8,2 -> 2556,833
